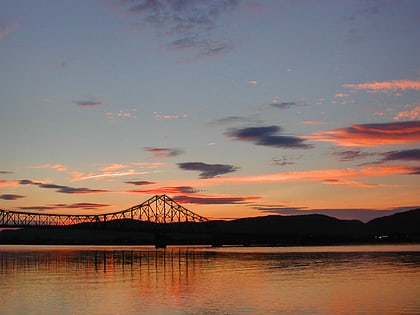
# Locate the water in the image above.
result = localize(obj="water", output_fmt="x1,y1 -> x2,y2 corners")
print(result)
0,245 -> 419,314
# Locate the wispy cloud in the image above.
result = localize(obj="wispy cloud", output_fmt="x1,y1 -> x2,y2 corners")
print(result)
128,185 -> 199,195
153,112 -> 187,120
126,184 -> 258,205
344,80 -> 420,92
308,121 -> 420,147
122,0 -> 240,56
73,169 -> 151,181
20,203 -> 110,211
302,121 -> 327,125
73,97 -> 104,107
270,98 -> 297,110
173,194 -> 259,205
0,171 -> 13,174
71,162 -> 161,181
272,155 -> 302,167
0,22 -> 19,39
332,149 -> 376,162
106,109 -> 137,120
28,164 -> 67,172
125,180 -> 156,186
175,164 -> 418,188
0,194 -> 25,200
178,162 -> 238,179
225,125 -> 313,149
144,147 -> 183,158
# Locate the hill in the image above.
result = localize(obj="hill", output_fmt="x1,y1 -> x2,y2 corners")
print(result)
0,208 -> 419,246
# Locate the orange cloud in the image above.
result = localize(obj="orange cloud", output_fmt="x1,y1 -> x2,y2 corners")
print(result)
343,80 -> 420,92
0,180 -> 19,188
307,121 -> 420,146
334,93 -> 349,97
170,164 -> 417,191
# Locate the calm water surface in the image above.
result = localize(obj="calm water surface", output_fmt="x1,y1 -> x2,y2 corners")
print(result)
0,244 -> 419,314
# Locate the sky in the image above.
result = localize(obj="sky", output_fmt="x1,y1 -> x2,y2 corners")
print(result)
1,0 -> 419,222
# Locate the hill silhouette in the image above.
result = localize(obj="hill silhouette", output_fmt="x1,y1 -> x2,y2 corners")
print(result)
0,208 -> 419,246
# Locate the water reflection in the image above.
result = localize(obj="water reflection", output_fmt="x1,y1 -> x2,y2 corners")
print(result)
0,245 -> 419,314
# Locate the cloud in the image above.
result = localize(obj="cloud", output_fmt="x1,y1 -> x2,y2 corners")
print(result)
321,178 -> 384,189
0,194 -> 25,200
28,164 -> 67,172
173,194 -> 259,205
334,93 -> 349,98
106,109 -> 137,120
126,184 -> 258,205
308,121 -> 420,147
209,115 -> 262,127
20,203 -> 110,211
394,105 -> 420,121
0,180 -> 19,187
225,125 -> 313,149
178,164 -> 418,187
177,162 -> 238,179
270,100 -> 297,110
72,169 -> 151,181
0,22 -> 19,39
125,180 -> 156,186
128,186 -> 199,195
302,121 -> 327,125
272,155 -> 302,167
0,171 -> 13,174
381,149 -> 420,162
19,179 -> 108,194
122,0 -> 240,56
343,80 -> 420,92
144,147 -> 183,158
153,112 -> 187,120
51,203 -> 111,210
73,97 -> 104,106
332,149 -> 376,162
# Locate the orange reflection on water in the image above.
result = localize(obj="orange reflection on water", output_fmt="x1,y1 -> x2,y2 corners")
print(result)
0,245 -> 419,314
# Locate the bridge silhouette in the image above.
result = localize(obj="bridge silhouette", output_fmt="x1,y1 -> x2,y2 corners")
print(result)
0,195 -> 209,228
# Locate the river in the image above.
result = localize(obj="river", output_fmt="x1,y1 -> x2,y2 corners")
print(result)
1,244 -> 419,314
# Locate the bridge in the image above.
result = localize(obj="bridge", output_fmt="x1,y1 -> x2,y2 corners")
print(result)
0,195 -> 209,228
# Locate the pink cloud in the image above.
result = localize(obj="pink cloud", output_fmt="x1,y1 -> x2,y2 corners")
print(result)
394,105 -> 420,121
344,80 -> 420,92
28,164 -> 67,172
153,112 -> 187,120
302,121 -> 327,125
307,121 -> 420,147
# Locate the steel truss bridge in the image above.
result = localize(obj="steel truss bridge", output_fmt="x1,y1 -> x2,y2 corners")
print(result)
0,195 -> 208,228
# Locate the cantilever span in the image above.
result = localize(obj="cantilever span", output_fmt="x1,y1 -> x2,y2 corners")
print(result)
0,195 -> 208,228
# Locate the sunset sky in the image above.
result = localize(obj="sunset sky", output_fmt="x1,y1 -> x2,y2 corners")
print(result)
1,0 -> 419,222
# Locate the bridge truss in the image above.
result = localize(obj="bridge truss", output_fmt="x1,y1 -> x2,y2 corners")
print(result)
0,195 -> 208,228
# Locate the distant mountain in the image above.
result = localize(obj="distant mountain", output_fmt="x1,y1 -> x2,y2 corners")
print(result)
1,208 -> 418,245
366,208 -> 420,236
